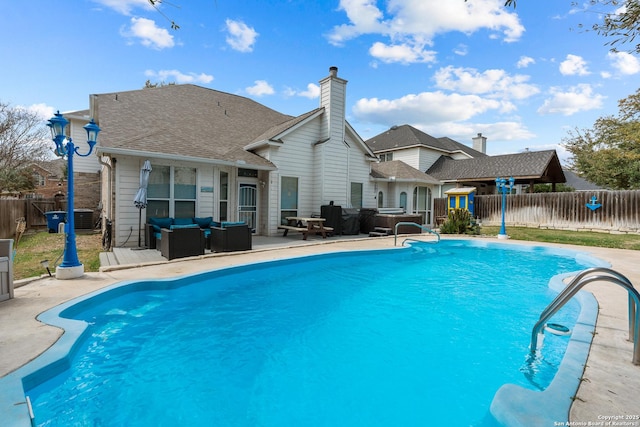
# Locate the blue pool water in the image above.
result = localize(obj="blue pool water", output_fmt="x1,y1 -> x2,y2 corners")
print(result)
26,240 -> 601,426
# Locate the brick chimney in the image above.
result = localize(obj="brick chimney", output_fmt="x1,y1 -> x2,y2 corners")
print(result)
472,133 -> 487,154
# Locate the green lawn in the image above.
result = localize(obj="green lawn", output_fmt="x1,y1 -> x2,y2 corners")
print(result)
12,231 -> 102,281
479,226 -> 640,251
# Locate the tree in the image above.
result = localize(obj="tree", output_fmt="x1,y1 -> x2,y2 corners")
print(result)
503,0 -> 640,54
148,0 -> 180,30
0,102 -> 51,193
563,89 -> 640,189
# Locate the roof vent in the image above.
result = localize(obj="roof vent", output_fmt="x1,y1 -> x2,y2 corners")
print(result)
391,125 -> 398,130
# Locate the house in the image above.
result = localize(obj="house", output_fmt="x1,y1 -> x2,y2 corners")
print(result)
365,125 -> 567,196
28,160 -> 66,199
562,168 -> 604,191
66,67 -> 387,247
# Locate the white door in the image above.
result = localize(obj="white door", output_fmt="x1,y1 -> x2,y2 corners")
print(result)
238,183 -> 257,232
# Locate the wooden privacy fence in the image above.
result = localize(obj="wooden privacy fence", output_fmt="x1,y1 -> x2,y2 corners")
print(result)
0,199 -> 61,239
435,190 -> 640,234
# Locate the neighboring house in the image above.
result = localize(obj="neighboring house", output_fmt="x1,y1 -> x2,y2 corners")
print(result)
365,125 -> 488,223
28,160 -> 66,199
562,168 -> 605,191
365,125 -> 567,197
370,160 -> 441,223
69,67 -> 381,247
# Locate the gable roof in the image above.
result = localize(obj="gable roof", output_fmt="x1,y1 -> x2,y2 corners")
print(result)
365,124 -> 487,158
563,168 -> 605,191
246,108 -> 325,149
427,150 -> 566,184
371,160 -> 441,185
93,84 -> 295,168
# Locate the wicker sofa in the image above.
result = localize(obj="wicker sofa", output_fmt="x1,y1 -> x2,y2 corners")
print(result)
146,216 -> 216,250
146,217 -> 251,253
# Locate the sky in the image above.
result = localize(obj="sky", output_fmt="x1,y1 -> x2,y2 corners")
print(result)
2,0 -> 639,164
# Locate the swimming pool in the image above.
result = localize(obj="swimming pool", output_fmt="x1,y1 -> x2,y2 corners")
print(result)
2,240 -> 607,426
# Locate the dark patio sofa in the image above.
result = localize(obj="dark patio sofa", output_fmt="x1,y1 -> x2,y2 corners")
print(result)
146,217 -> 252,253
146,216 -> 216,250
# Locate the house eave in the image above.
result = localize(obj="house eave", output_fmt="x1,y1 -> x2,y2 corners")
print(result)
96,147 -> 277,171
244,139 -> 283,151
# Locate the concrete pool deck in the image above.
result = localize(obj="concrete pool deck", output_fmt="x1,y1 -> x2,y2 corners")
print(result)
0,235 -> 638,424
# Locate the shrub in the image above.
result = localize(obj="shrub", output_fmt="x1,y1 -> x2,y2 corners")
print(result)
439,209 -> 480,235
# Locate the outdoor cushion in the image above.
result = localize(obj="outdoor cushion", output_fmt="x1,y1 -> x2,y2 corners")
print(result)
149,217 -> 173,229
170,224 -> 199,230
221,221 -> 246,227
173,217 -> 193,226
193,216 -> 213,228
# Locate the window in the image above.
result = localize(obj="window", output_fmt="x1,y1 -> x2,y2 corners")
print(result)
413,186 -> 432,224
399,192 -> 407,210
174,167 -> 196,218
219,171 -> 228,221
377,191 -> 384,208
350,182 -> 363,208
147,165 -> 196,219
281,176 -> 298,224
33,172 -> 45,186
379,152 -> 393,162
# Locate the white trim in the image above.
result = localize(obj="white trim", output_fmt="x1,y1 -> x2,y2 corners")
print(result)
96,147 -> 277,171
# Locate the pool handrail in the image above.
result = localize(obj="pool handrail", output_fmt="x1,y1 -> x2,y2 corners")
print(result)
393,222 -> 440,246
531,267 -> 640,365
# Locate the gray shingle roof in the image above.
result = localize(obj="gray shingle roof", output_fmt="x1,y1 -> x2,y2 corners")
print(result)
563,169 -> 604,190
426,150 -> 566,183
371,160 -> 441,184
94,84 -> 297,167
365,124 -> 487,158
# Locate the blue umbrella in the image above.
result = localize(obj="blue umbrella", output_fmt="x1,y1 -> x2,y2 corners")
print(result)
134,160 -> 152,247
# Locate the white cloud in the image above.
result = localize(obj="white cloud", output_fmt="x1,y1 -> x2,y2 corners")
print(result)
433,66 -> 540,101
284,83 -> 320,99
537,84 -> 604,116
559,54 -> 590,76
144,69 -> 214,84
607,51 -> 640,75
92,0 -> 152,15
225,19 -> 258,53
246,80 -> 274,97
327,0 -> 524,64
15,103 -> 55,120
425,121 -> 535,144
353,91 -> 503,125
123,17 -> 174,49
454,44 -> 468,56
369,41 -> 437,64
516,56 -> 535,68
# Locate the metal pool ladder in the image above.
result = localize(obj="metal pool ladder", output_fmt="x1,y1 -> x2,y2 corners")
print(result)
393,222 -> 441,246
530,267 -> 640,365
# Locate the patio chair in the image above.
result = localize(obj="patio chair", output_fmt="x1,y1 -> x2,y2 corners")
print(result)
210,223 -> 252,252
160,227 -> 205,260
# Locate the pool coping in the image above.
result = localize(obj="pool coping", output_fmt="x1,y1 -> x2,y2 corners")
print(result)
0,238 -> 640,425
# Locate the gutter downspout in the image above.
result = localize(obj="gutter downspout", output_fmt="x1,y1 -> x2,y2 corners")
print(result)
98,156 -> 113,230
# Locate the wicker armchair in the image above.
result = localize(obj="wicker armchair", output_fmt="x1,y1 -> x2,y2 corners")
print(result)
160,227 -> 205,260
210,223 -> 252,252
